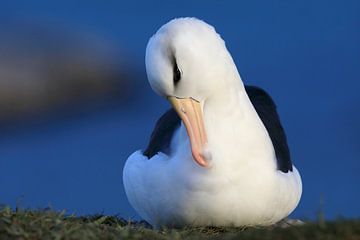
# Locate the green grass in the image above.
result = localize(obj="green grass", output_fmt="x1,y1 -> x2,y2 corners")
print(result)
0,206 -> 359,240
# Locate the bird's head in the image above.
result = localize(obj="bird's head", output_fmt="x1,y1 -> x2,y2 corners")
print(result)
145,18 -> 237,167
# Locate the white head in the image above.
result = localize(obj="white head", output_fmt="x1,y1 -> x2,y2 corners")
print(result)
146,18 -> 240,101
145,18 -> 241,167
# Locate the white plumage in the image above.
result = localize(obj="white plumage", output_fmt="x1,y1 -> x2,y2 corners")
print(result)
123,18 -> 302,228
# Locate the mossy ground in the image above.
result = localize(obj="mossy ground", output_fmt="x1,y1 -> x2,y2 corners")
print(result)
0,207 -> 359,240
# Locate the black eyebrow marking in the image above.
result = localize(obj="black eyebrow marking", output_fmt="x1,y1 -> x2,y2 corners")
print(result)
172,54 -> 181,86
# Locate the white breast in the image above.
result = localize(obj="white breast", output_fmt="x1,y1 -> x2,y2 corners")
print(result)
123,91 -> 302,227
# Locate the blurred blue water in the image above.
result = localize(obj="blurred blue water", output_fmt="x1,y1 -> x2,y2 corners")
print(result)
0,0 -> 359,219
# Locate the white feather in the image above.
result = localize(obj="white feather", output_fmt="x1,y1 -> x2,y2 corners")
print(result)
123,18 -> 302,228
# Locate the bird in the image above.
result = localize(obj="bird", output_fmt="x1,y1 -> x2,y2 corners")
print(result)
123,17 -> 302,228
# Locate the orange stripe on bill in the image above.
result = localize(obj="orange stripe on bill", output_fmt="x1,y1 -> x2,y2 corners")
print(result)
168,96 -> 208,167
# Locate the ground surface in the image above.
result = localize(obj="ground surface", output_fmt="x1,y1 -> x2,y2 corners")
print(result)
0,207 -> 359,240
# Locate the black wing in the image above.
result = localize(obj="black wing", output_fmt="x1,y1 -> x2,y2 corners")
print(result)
143,109 -> 181,159
245,85 -> 293,173
143,85 -> 293,173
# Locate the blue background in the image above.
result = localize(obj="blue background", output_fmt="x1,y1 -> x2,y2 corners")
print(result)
0,0 -> 359,220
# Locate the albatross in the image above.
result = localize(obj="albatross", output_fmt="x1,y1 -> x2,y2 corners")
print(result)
123,18 -> 302,228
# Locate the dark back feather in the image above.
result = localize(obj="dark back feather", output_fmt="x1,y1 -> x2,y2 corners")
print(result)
245,86 -> 293,172
143,109 -> 180,158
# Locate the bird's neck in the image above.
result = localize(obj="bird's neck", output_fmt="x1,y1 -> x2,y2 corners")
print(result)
203,76 -> 276,171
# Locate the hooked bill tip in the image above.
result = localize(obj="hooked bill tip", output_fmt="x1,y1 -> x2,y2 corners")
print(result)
192,148 -> 212,168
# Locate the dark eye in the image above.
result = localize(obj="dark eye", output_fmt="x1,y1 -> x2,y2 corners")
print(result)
173,61 -> 181,86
